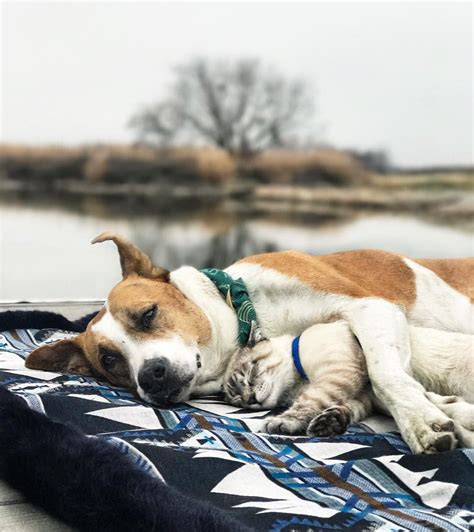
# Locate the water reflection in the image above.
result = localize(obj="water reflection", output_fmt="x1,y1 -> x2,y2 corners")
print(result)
132,216 -> 473,272
0,193 -> 472,300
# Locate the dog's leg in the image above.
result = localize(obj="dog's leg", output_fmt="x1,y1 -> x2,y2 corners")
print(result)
342,298 -> 457,453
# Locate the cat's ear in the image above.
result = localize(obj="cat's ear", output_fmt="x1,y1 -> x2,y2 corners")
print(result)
25,338 -> 94,376
247,323 -> 268,348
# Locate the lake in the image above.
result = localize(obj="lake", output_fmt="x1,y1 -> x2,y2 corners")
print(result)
0,195 -> 472,300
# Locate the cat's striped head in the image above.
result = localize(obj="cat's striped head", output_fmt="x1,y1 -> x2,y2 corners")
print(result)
223,337 -> 295,409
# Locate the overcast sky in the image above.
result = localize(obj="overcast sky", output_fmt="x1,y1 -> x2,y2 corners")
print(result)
1,1 -> 472,167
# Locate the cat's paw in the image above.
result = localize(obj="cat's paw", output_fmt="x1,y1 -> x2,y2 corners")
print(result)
307,405 -> 351,437
263,414 -> 307,435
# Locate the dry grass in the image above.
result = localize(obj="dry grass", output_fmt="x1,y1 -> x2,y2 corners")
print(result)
169,146 -> 237,183
0,144 -> 237,183
0,143 -> 371,186
82,145 -> 158,181
242,149 -> 370,186
0,144 -> 86,159
0,144 -> 157,160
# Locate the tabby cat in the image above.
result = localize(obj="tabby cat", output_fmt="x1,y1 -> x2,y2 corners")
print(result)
224,321 -> 474,447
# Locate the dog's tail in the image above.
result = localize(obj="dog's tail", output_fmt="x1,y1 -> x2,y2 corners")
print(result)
0,387 -> 252,532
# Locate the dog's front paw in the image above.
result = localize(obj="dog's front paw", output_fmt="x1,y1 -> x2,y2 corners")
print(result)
307,405 -> 350,437
263,414 -> 307,435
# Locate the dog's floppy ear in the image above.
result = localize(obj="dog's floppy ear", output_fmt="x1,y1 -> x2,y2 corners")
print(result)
25,338 -> 94,376
91,232 -> 169,281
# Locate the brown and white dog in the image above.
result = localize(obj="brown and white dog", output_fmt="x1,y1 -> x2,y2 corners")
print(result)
26,232 -> 474,454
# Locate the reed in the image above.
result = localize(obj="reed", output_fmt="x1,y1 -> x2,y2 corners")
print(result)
0,144 -> 369,186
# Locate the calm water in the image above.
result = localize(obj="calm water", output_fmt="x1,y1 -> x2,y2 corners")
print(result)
0,195 -> 472,300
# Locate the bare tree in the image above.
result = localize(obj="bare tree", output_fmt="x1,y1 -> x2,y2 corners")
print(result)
129,58 -> 315,155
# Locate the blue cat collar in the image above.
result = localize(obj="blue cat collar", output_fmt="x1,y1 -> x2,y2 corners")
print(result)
291,336 -> 309,381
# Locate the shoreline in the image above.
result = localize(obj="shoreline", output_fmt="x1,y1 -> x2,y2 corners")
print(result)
1,176 -> 472,230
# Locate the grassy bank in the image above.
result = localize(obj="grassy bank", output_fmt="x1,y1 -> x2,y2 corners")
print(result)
2,144 -> 471,190
0,144 -> 371,187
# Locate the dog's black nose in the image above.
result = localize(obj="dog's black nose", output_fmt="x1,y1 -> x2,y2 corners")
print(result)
138,358 -> 169,395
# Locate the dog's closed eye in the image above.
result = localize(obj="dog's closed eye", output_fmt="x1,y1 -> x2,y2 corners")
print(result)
135,304 -> 157,331
99,347 -> 121,370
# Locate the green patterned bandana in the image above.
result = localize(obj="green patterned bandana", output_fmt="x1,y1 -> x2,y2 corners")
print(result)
200,268 -> 264,347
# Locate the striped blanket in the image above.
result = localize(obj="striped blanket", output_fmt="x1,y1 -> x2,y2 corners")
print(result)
1,327 -> 473,531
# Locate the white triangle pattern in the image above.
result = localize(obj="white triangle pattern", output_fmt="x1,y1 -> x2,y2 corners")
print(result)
212,463 -> 339,518
375,455 -> 458,509
294,441 -> 369,461
87,405 -> 163,429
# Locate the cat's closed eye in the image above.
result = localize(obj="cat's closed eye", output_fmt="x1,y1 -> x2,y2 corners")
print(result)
249,365 -> 259,383
247,392 -> 258,405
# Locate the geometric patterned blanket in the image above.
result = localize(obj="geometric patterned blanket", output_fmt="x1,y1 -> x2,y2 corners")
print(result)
1,328 -> 473,531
